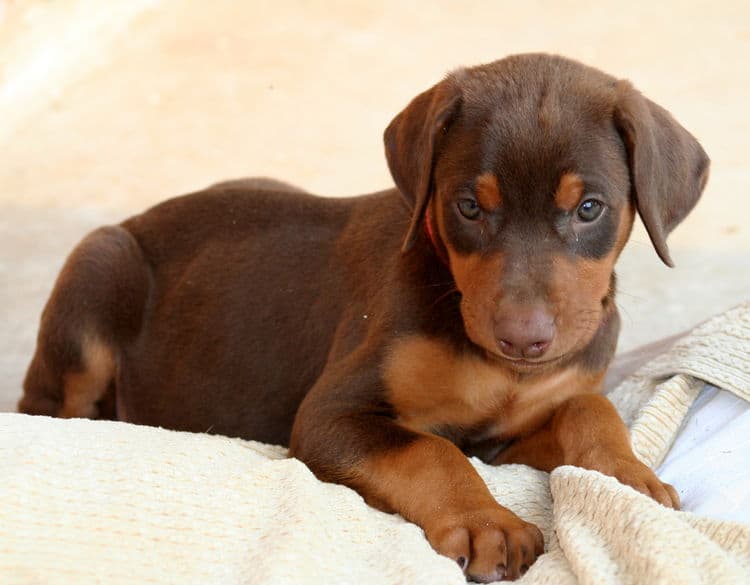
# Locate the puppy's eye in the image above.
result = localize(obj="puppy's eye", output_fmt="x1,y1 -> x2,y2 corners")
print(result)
576,198 -> 604,222
457,198 -> 481,220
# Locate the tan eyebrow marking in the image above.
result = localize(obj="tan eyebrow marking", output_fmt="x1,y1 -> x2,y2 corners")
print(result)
554,172 -> 585,211
475,172 -> 502,209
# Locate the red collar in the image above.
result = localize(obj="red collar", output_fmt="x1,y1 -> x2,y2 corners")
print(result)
424,207 -> 449,265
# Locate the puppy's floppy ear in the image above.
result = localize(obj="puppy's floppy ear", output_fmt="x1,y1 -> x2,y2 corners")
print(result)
384,78 -> 461,252
614,81 -> 710,267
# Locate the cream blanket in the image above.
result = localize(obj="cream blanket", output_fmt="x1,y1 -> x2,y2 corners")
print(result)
2,303 -> 750,585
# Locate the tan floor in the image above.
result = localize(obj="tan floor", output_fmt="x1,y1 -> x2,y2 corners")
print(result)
1,0 -> 749,412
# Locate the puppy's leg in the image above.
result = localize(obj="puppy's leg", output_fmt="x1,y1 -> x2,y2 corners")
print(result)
19,226 -> 149,419
493,394 -> 680,509
291,364 -> 544,582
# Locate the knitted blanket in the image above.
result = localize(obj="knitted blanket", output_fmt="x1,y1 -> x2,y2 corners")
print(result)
2,303 -> 749,585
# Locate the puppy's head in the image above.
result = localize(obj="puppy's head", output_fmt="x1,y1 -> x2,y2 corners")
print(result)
385,54 -> 709,369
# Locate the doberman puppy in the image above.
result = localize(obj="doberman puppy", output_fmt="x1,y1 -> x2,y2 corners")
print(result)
20,54 -> 709,581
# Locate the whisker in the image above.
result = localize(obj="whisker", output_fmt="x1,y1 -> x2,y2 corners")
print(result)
428,287 -> 460,310
421,280 -> 456,289
616,289 -> 646,302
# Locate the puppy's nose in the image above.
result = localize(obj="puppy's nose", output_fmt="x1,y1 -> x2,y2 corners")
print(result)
495,308 -> 555,360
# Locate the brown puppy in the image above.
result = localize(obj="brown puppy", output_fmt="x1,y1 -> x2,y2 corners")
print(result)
20,54 -> 708,582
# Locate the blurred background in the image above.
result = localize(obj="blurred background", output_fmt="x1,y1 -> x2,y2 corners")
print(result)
1,0 -> 748,411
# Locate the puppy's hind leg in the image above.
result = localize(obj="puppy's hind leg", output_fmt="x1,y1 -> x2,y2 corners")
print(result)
19,226 -> 150,420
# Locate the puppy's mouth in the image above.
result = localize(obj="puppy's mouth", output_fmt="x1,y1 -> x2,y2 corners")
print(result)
484,351 -> 564,372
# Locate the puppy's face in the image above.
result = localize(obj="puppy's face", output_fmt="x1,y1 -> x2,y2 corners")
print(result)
432,91 -> 634,368
385,54 -> 709,370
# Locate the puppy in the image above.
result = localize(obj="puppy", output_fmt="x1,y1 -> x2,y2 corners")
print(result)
20,54 -> 708,581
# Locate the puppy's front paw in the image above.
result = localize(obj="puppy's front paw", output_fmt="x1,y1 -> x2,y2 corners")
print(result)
426,507 -> 544,582
611,458 -> 680,509
580,451 -> 680,509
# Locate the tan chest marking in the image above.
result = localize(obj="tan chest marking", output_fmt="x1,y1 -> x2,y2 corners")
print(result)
486,368 -> 604,438
383,336 -> 604,439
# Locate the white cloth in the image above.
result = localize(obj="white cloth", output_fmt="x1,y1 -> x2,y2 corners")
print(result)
657,385 -> 750,524
1,303 -> 750,585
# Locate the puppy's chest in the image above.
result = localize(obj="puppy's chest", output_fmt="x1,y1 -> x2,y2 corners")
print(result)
383,336 -> 590,441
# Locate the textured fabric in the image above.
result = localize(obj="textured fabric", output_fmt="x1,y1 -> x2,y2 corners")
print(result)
1,302 -> 749,584
609,302 -> 750,467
